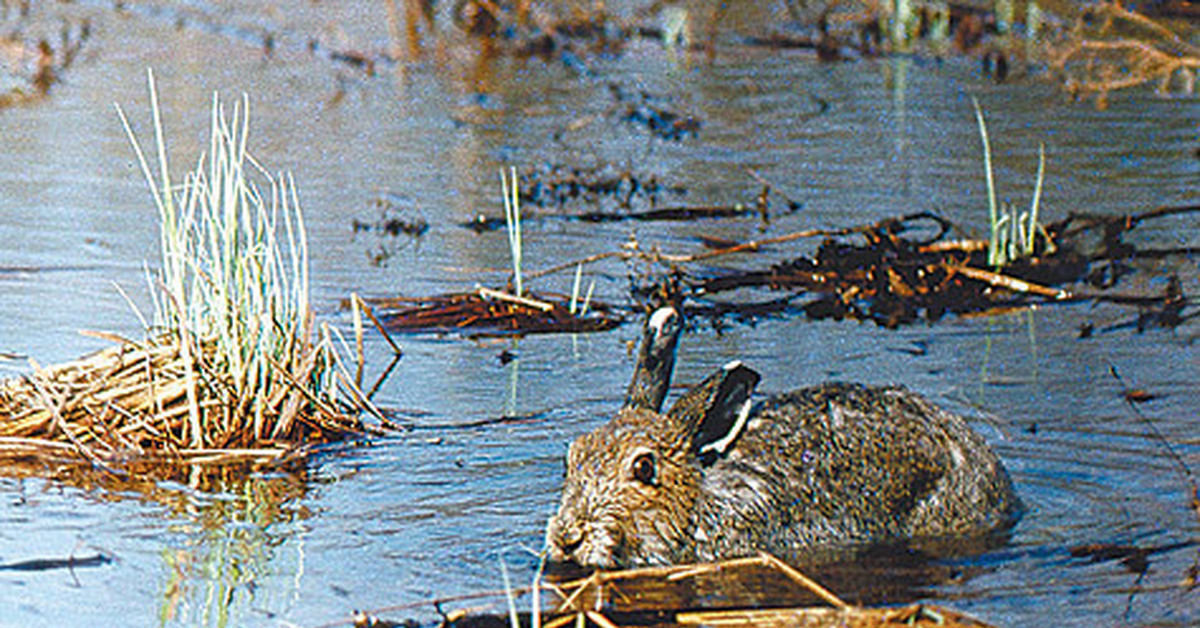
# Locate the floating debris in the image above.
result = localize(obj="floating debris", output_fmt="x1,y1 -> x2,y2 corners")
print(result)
459,163 -> 791,231
517,163 -> 687,210
353,194 -> 430,267
413,553 -> 1000,628
363,289 -> 622,336
353,194 -> 430,238
635,207 -> 1196,329
610,83 -> 702,141
0,552 -> 112,573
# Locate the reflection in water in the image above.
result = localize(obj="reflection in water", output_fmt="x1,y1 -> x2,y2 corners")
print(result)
976,309 -> 1042,395
155,470 -> 309,628
0,458 -> 313,628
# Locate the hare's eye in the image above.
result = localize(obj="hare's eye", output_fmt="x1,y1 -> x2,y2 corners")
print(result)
631,452 -> 656,486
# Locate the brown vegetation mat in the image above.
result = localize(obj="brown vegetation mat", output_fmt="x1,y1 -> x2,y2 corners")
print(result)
541,553 -> 996,628
366,289 -> 622,336
0,333 -> 371,470
670,206 -> 1195,329
349,552 -> 998,628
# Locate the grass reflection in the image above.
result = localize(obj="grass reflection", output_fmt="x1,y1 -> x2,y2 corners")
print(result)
0,456 -> 313,628
154,466 -> 310,628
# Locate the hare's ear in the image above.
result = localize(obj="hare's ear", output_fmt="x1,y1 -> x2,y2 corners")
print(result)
624,306 -> 683,412
666,361 -> 760,462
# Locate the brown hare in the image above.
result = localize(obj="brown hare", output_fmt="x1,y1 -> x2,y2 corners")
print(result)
545,307 -> 1021,568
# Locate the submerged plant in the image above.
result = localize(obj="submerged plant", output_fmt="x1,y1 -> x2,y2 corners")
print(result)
973,99 -> 1054,268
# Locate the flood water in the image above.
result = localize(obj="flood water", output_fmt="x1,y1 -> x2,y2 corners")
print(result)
0,1 -> 1197,627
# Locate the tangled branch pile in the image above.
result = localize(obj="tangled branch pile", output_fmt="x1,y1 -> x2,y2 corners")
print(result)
0,76 -> 371,468
1048,2 -> 1199,105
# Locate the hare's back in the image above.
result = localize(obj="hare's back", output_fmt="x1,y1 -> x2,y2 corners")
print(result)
727,382 -> 1017,539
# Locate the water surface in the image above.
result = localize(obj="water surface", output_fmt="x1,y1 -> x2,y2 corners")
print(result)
0,2 -> 1196,627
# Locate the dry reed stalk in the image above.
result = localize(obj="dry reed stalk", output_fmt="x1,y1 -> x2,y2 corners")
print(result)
945,263 -> 1072,300
675,603 -> 989,627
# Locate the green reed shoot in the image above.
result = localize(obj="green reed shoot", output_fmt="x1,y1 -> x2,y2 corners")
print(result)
973,98 -> 1050,268
116,70 -> 337,446
568,263 -> 596,318
501,167 -> 524,297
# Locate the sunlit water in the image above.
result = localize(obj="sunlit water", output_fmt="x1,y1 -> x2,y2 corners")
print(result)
0,2 -> 1196,627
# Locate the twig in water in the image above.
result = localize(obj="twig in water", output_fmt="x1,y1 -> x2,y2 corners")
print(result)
354,294 -> 403,356
944,263 -> 1072,300
1108,364 -> 1198,516
745,168 -> 802,210
667,225 -> 865,263
757,551 -> 850,610
478,287 -> 555,312
526,250 -> 629,282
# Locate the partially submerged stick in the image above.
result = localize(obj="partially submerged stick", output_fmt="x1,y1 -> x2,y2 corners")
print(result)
945,263 -> 1072,300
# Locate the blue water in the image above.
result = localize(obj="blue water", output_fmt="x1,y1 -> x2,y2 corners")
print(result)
0,2 -> 1196,627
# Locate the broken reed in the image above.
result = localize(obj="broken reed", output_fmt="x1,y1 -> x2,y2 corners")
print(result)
0,74 -> 365,464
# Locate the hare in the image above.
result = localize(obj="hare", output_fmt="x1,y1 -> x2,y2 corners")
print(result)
545,307 -> 1021,568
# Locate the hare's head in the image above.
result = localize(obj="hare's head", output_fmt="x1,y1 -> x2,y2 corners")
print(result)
546,359 -> 760,568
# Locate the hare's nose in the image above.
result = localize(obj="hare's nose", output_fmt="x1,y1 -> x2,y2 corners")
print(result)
554,525 -> 584,558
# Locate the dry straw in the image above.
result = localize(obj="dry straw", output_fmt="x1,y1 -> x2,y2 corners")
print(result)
0,71 -> 372,467
393,552 -> 997,628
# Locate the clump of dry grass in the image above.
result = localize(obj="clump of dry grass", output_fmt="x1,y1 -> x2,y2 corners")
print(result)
0,72 -> 373,467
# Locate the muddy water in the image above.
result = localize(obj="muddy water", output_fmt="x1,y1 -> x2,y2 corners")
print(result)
0,2 -> 1197,627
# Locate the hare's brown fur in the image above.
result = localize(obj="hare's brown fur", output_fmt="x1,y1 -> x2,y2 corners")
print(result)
546,309 -> 1021,568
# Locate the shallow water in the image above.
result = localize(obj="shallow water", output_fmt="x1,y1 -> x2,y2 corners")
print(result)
0,2 -> 1197,627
